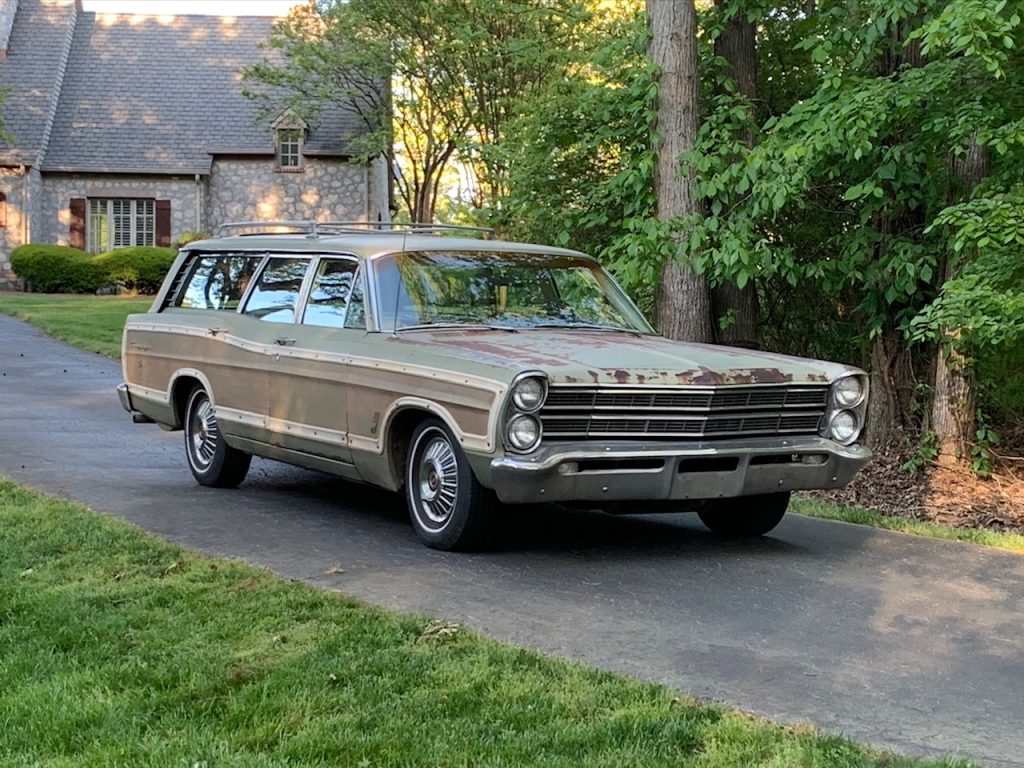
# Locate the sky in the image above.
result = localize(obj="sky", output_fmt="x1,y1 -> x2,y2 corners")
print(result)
82,0 -> 300,16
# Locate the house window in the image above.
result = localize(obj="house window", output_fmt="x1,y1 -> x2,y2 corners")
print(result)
277,129 -> 303,170
88,199 -> 155,252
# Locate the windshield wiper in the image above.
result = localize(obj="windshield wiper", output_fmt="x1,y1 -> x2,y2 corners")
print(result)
531,322 -> 642,337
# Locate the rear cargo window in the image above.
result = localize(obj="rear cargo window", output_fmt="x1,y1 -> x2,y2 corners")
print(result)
175,254 -> 262,311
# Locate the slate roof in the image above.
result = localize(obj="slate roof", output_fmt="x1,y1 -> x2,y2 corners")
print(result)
0,0 -> 77,165
1,2 -> 366,173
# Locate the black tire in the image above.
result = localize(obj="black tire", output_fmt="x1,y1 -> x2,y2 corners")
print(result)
183,385 -> 251,488
405,418 -> 496,551
697,492 -> 790,537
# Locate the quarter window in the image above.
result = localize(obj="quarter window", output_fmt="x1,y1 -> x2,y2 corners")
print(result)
242,258 -> 309,323
303,259 -> 358,328
89,198 -> 154,252
176,254 -> 261,311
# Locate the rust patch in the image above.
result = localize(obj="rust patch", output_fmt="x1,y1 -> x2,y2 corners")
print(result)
563,375 -> 579,383
636,374 -> 646,384
588,369 -> 601,383
613,369 -> 630,384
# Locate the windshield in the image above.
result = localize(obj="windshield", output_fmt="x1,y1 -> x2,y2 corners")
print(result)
373,251 -> 652,333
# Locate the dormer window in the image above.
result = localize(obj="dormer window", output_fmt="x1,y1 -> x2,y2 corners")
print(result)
271,109 -> 308,172
277,129 -> 302,170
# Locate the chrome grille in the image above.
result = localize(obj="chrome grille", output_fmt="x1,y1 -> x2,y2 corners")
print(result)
540,385 -> 828,440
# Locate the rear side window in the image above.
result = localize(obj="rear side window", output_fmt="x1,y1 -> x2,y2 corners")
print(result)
303,258 -> 358,328
176,254 -> 261,311
242,258 -> 309,324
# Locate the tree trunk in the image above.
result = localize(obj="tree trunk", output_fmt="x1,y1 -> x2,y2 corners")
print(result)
931,139 -> 989,461
711,3 -> 761,348
866,322 -> 916,448
647,0 -> 714,342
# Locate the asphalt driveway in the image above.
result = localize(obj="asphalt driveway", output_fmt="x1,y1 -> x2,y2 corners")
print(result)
1,313 -> 1022,767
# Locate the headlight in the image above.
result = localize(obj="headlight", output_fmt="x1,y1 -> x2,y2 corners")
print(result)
511,376 -> 546,412
829,410 -> 858,444
833,376 -> 864,408
507,414 -> 541,451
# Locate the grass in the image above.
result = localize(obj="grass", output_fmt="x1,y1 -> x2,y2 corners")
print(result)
0,478 -> 971,767
2,291 -> 1021,555
793,497 -> 1024,554
0,292 -> 152,357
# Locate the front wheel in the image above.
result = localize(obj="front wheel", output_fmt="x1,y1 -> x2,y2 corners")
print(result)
184,385 -> 251,488
405,418 -> 496,551
697,492 -> 790,537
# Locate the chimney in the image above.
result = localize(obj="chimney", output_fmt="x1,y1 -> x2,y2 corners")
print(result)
0,0 -> 18,59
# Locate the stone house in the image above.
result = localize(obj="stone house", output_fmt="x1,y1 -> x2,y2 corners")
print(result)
0,0 -> 391,284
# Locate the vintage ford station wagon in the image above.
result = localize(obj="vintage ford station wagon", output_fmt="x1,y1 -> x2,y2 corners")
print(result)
118,222 -> 871,550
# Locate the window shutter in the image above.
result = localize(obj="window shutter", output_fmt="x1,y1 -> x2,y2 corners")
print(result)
0,192 -> 6,228
155,199 -> 171,247
69,198 -> 86,249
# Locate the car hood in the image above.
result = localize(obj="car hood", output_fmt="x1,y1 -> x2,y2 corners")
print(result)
387,329 -> 854,386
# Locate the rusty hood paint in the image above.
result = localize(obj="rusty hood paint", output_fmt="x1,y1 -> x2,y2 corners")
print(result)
386,329 -> 855,386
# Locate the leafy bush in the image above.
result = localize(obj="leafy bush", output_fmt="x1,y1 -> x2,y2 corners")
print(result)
10,245 -> 105,293
174,231 -> 209,248
93,247 -> 177,294
11,244 -> 176,295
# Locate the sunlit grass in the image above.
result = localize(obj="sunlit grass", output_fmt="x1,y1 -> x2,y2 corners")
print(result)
0,478 -> 973,767
793,497 -> 1024,554
0,292 -> 152,358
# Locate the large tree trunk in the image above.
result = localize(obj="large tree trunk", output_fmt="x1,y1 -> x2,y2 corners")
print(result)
711,4 -> 761,348
647,0 -> 714,342
931,139 -> 989,461
866,322 -> 916,447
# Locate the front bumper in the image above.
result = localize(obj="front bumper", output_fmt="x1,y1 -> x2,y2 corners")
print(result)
487,436 -> 871,505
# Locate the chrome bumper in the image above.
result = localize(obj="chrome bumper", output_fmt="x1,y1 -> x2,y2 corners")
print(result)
117,383 -> 155,424
486,436 -> 871,505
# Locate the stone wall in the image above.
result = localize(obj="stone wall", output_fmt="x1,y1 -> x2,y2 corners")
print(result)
0,166 -> 34,288
207,157 -> 369,229
39,173 -> 201,247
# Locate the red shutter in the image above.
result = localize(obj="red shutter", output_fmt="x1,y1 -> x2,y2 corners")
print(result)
0,192 -> 6,228
155,199 -> 171,247
69,198 -> 86,249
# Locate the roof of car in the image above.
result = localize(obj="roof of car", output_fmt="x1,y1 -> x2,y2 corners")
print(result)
184,232 -> 593,261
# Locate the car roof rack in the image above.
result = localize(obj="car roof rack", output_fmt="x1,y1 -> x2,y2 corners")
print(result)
216,221 -> 495,239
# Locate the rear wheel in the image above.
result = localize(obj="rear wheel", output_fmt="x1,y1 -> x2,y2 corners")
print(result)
184,385 -> 251,488
405,418 -> 496,550
697,492 -> 790,537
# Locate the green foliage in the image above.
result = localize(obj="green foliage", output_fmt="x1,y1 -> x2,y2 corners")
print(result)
10,245 -> 106,294
93,247 -> 177,294
902,431 -> 941,473
10,244 -> 175,295
173,230 -> 209,248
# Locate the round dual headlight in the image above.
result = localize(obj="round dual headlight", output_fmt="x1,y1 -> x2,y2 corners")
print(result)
507,414 -> 541,451
829,410 -> 859,444
511,376 -> 546,412
833,376 -> 864,408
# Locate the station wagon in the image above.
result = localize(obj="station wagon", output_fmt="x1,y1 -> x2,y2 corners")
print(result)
118,222 -> 871,549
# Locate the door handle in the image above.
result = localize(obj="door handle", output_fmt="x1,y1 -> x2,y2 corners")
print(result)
274,337 -> 296,346
207,327 -> 229,337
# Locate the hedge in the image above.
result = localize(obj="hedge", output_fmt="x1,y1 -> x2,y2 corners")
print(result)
10,244 -> 177,294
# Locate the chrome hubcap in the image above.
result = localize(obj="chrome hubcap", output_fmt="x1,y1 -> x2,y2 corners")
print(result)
189,395 -> 219,469
416,434 -> 458,525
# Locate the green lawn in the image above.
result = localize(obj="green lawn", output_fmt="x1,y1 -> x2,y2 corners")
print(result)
0,292 -> 152,357
0,479 -> 970,767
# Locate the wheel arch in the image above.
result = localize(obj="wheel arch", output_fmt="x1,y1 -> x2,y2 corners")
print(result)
382,402 -> 467,492
168,368 -> 216,429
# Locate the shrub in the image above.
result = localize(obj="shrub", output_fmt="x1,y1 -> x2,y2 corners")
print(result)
174,231 -> 209,248
10,244 -> 105,293
94,247 -> 177,294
